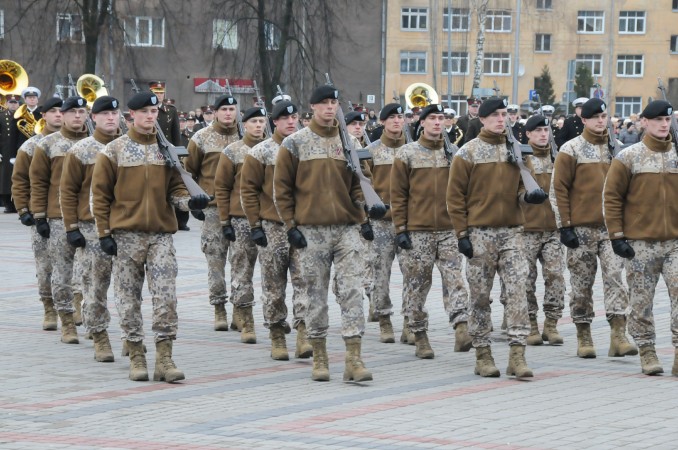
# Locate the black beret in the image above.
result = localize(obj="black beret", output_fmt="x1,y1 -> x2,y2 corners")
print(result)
345,111 -> 366,125
301,112 -> 313,120
214,94 -> 237,109
242,106 -> 266,122
60,96 -> 87,112
379,103 -> 404,121
581,98 -> 607,119
419,104 -> 444,121
478,97 -> 508,118
525,115 -> 550,132
271,101 -> 298,120
127,92 -> 159,110
40,97 -> 63,113
640,100 -> 673,119
91,96 -> 120,114
310,85 -> 339,104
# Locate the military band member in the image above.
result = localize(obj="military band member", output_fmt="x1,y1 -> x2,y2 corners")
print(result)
60,96 -> 121,363
214,106 -> 266,344
391,104 -> 471,359
603,100 -> 678,376
185,94 -> 240,331
91,91 -> 210,382
195,107 -> 215,132
507,104 -> 527,144
273,85 -> 373,382
443,108 -> 463,146
555,97 -> 588,148
550,98 -> 637,359
12,96 -> 62,330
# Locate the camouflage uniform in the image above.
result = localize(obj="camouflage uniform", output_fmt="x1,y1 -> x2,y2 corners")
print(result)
229,216 -> 258,307
80,221 -> 112,333
200,206 -> 229,305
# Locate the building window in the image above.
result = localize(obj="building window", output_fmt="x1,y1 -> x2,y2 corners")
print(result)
400,51 -> 427,74
483,53 -> 511,75
57,13 -> 83,42
442,52 -> 469,75
671,36 -> 678,53
536,0 -> 552,10
264,21 -> 280,50
535,34 -> 551,52
124,16 -> 164,47
617,55 -> 644,77
401,7 -> 428,31
213,19 -> 237,49
619,11 -> 645,34
443,8 -> 470,31
485,10 -> 512,32
674,0 -> 678,11
577,11 -> 604,33
615,97 -> 642,117
0,10 -> 4,39
441,95 -> 467,116
576,53 -> 603,77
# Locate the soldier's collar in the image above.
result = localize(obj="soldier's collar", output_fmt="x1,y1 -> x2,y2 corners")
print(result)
417,134 -> 444,150
478,128 -> 506,145
642,132 -> 672,153
380,132 -> 406,148
93,128 -> 120,145
213,120 -> 237,136
581,127 -> 608,145
309,117 -> 339,138
60,125 -> 88,140
127,126 -> 157,145
529,143 -> 550,157
272,128 -> 285,145
243,132 -> 265,148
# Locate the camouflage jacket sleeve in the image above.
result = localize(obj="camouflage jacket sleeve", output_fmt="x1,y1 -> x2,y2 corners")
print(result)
389,151 -> 410,233
273,145 -> 298,229
168,170 -> 190,212
549,150 -> 577,228
28,145 -> 51,218
603,158 -> 631,239
184,137 -> 202,180
240,154 -> 265,228
447,151 -> 473,238
214,152 -> 235,225
59,152 -> 86,231
11,150 -> 32,213
91,151 -> 117,237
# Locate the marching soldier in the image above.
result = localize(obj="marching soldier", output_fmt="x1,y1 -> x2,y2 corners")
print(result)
12,96 -> 63,331
447,97 -> 547,378
214,106 -> 267,343
550,98 -> 637,359
185,94 -> 240,331
273,85 -> 373,382
457,96 -> 481,143
240,100 -> 313,360
555,97 -> 588,148
391,104 -> 471,359
60,96 -> 121,362
29,96 -> 88,344
345,111 -> 368,147
603,100 -> 678,375
507,104 -> 527,144
91,91 -> 210,382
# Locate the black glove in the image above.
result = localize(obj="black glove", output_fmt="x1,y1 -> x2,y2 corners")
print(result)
187,194 -> 211,210
19,212 -> 35,227
35,218 -> 50,238
250,227 -> 268,247
100,236 -> 117,256
287,227 -> 307,249
222,225 -> 236,242
66,229 -> 86,248
190,210 -> 205,221
523,188 -> 548,204
458,237 -> 473,258
559,227 -> 579,249
360,222 -> 374,241
365,203 -> 390,220
611,238 -> 635,259
395,232 -> 412,250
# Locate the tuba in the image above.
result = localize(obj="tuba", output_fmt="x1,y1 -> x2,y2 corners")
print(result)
0,60 -> 29,97
76,74 -> 108,108
14,104 -> 37,138
405,82 -> 439,109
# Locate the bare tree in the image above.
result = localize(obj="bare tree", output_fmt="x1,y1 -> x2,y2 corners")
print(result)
471,0 -> 489,90
79,0 -> 113,73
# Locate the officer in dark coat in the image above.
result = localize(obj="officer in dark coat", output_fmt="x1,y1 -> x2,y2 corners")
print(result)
507,104 -> 527,144
555,97 -> 588,148
0,96 -> 17,211
149,81 -> 180,146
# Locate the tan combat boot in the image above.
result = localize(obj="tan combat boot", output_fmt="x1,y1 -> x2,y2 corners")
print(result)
414,331 -> 434,359
127,340 -> 149,381
153,339 -> 185,383
72,292 -> 83,326
474,346 -> 500,377
121,341 -> 147,357
269,324 -> 289,361
230,305 -> 241,331
58,311 -> 79,344
214,303 -> 229,331
378,315 -> 395,343
639,345 -> 663,375
343,337 -> 373,382
40,297 -> 58,330
526,317 -> 544,346
672,348 -> 678,377
608,315 -> 638,357
575,323 -> 596,358
295,321 -> 313,358
454,322 -> 473,352
92,330 -> 115,362
506,345 -> 534,378
239,306 -> 257,344
310,338 -> 330,381
541,317 -> 564,345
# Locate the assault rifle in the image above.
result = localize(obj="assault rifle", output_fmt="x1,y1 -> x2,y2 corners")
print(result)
253,80 -> 272,138
225,79 -> 245,138
533,92 -> 559,161
68,74 -> 95,136
607,115 -> 621,157
658,77 -> 678,155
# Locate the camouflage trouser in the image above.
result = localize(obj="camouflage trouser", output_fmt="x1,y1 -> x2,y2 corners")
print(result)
259,220 -> 306,329
80,221 -> 112,333
523,230 -> 565,320
30,225 -> 52,300
72,247 -> 84,296
298,224 -> 365,339
399,230 -> 468,332
369,219 -> 397,316
48,218 -> 76,312
201,206 -> 229,305
113,230 -> 178,343
625,239 -> 678,347
567,226 -> 628,323
467,226 -> 529,347
229,216 -> 258,307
